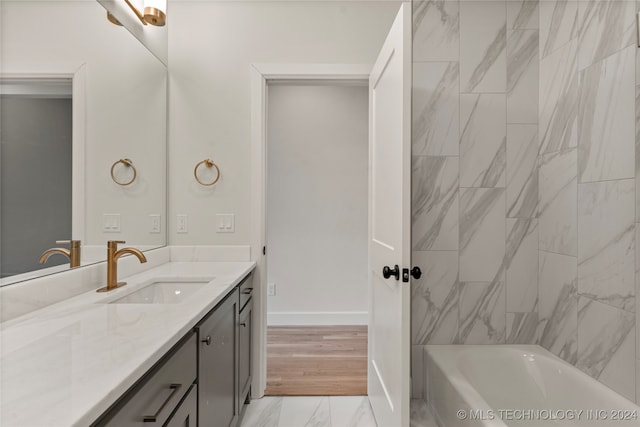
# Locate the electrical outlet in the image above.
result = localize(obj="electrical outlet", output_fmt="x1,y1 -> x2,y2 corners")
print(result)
149,214 -> 161,233
216,214 -> 235,233
103,213 -> 121,233
267,282 -> 276,296
177,214 -> 188,233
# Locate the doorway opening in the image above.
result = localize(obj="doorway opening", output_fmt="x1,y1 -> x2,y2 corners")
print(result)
264,81 -> 369,396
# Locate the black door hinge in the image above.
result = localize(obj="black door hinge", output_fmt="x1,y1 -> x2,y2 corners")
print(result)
263,246 -> 266,256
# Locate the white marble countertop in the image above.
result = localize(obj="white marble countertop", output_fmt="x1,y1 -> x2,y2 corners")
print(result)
0,261 -> 256,427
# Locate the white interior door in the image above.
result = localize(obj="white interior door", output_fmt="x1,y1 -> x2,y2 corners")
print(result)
367,4 -> 411,427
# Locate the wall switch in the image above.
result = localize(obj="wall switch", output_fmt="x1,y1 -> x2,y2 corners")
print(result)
103,214 -> 121,233
149,214 -> 161,233
216,214 -> 235,233
267,282 -> 276,296
177,214 -> 188,233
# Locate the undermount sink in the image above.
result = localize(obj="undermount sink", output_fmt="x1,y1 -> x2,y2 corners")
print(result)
107,278 -> 214,304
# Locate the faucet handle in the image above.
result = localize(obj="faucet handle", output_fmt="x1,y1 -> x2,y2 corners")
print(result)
56,240 -> 82,248
107,240 -> 126,249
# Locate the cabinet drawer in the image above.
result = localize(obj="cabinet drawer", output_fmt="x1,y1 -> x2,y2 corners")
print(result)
94,333 -> 197,427
165,384 -> 197,427
239,272 -> 253,311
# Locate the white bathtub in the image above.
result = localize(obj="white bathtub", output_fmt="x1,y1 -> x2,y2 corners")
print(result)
425,345 -> 640,426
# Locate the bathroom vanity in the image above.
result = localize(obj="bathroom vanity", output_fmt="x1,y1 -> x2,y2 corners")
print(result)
0,260 -> 255,427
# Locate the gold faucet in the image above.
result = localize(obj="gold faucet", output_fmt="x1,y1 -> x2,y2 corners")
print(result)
39,240 -> 82,268
97,240 -> 147,293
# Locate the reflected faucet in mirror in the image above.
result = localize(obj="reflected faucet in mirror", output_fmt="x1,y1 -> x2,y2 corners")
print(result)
97,240 -> 147,292
39,240 -> 82,268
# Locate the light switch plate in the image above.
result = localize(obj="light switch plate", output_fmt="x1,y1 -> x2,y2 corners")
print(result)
149,214 -> 161,233
268,282 -> 276,296
216,214 -> 235,233
103,213 -> 121,233
177,214 -> 188,233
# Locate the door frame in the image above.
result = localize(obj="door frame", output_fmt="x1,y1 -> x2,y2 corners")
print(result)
249,63 -> 372,398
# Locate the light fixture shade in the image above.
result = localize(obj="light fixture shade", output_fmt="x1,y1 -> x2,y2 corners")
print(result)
144,0 -> 167,26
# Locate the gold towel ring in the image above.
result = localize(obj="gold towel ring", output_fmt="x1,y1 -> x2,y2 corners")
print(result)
194,159 -> 221,186
110,158 -> 137,186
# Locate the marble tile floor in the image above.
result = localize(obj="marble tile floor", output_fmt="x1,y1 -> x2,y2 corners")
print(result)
410,399 -> 439,427
240,396 -> 439,427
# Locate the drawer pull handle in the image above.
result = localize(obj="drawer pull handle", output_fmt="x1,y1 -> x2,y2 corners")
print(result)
240,322 -> 247,328
201,335 -> 212,346
143,383 -> 182,422
242,288 -> 253,294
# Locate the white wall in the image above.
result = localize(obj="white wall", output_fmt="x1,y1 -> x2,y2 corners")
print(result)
266,83 -> 368,325
1,1 -> 167,252
167,1 -> 400,246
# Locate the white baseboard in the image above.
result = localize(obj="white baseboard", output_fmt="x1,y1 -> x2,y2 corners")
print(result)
267,311 -> 368,326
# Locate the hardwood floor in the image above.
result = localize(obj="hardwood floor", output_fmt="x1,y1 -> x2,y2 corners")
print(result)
265,325 -> 368,396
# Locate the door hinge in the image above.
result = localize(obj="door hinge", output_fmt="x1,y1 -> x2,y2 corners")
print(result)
262,246 -> 266,256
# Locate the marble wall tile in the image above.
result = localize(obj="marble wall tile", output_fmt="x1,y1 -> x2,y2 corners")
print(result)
410,399 -> 439,427
539,0 -> 578,59
538,148 -> 577,256
506,312 -> 539,344
578,45 -> 635,182
413,0 -> 459,62
636,87 -> 640,222
458,281 -> 506,344
460,94 -> 506,188
538,250 -> 578,364
637,359 -> 640,405
539,39 -> 578,154
507,30 -> 539,124
636,226 -> 640,360
412,157 -> 459,250
460,1 -> 506,92
412,345 -> 425,399
577,0 -> 635,71
506,219 -> 538,312
578,180 -> 635,312
577,297 -> 636,402
411,251 -> 459,345
460,188 -> 506,282
508,0 -> 539,30
507,124 -> 539,218
413,63 -> 459,156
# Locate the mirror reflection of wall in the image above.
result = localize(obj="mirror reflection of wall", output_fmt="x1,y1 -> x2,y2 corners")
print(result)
0,0 -> 167,285
1,80 -> 73,277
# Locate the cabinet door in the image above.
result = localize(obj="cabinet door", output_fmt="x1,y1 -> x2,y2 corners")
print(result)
165,385 -> 197,427
238,299 -> 252,404
198,288 -> 239,427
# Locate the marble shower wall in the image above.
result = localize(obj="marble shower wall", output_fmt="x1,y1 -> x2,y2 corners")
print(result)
536,0 -> 637,403
411,0 -> 640,404
411,0 -> 540,398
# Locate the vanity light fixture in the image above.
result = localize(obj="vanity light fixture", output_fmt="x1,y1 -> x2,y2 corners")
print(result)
107,0 -> 167,27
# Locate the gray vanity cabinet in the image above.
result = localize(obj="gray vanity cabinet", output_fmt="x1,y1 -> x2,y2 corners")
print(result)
93,271 -> 255,427
238,296 -> 253,406
91,333 -> 197,427
197,287 -> 240,427
165,385 -> 198,427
